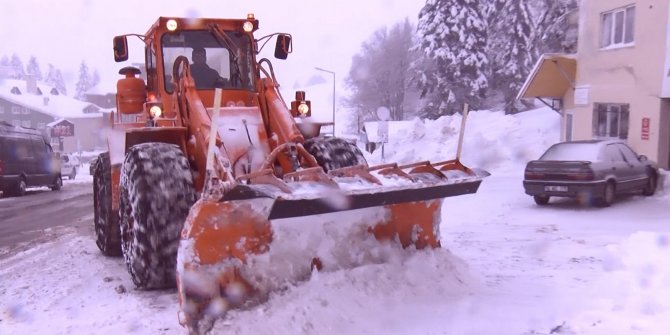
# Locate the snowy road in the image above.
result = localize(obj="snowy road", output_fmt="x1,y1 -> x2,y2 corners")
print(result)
0,181 -> 93,259
1,170 -> 668,335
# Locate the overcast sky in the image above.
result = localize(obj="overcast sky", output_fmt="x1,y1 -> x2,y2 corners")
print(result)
0,0 -> 424,119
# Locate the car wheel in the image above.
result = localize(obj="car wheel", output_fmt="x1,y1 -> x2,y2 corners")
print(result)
642,173 -> 657,196
597,182 -> 615,207
14,178 -> 27,196
533,195 -> 550,205
51,175 -> 62,191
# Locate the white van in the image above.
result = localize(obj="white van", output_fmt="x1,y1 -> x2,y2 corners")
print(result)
60,153 -> 80,180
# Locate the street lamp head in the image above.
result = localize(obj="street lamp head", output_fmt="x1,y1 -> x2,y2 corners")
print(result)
314,67 -> 335,74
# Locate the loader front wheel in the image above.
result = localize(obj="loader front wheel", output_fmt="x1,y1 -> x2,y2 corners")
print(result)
93,152 -> 122,256
119,143 -> 197,289
303,137 -> 367,172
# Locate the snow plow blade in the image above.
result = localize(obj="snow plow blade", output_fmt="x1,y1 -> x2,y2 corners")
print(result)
177,159 -> 485,333
224,177 -> 482,219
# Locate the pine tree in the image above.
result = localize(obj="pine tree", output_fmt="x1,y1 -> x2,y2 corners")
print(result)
530,0 -> 579,54
45,64 -> 67,94
490,1 -> 536,114
75,61 -> 91,100
91,69 -> 101,88
55,69 -> 67,95
26,56 -> 43,82
415,0 -> 489,116
9,53 -> 25,79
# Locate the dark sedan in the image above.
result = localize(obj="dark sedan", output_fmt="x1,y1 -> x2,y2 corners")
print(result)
523,140 -> 658,207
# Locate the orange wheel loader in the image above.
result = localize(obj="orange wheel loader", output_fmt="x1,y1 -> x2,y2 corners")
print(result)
91,15 -> 487,334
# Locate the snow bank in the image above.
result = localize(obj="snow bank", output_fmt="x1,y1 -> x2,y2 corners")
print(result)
364,107 -> 560,174
568,232 -> 670,334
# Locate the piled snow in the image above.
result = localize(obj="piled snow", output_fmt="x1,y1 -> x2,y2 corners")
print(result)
364,107 -> 560,174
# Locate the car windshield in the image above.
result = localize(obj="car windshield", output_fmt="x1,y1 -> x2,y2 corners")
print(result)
539,142 -> 601,161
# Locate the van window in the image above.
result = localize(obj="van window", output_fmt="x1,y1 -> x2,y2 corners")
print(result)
16,137 -> 34,160
31,137 -> 46,159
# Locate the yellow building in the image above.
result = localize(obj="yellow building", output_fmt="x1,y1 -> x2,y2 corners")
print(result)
519,0 -> 670,169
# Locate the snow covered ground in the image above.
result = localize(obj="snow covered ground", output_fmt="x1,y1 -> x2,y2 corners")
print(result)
1,107 -> 669,335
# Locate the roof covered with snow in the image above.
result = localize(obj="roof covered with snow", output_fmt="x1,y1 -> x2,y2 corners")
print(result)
0,78 -> 103,119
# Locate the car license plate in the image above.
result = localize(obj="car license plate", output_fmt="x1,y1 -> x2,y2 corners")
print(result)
545,185 -> 568,192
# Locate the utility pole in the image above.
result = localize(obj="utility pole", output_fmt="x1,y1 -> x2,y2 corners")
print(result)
314,67 -> 335,136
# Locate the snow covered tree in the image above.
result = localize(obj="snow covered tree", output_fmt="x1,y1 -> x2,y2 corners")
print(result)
489,1 -> 536,114
411,0 -> 577,116
0,55 -> 9,66
489,0 -> 577,113
75,61 -> 92,100
530,0 -> 579,54
345,19 -> 418,123
9,53 -> 25,79
415,0 -> 489,117
45,64 -> 67,95
26,56 -> 43,82
91,70 -> 101,89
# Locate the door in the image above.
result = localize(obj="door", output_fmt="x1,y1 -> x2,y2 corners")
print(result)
13,136 -> 38,186
616,143 -> 649,189
602,143 -> 634,191
29,135 -> 53,186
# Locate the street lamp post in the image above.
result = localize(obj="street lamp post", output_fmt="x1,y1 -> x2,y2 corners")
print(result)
314,67 -> 335,136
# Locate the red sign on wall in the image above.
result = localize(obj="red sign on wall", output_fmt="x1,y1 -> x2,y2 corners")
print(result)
641,117 -> 650,141
50,119 -> 75,137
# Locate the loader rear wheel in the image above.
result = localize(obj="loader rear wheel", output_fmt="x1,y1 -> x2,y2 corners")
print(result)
119,143 -> 197,289
303,137 -> 367,172
93,152 -> 122,256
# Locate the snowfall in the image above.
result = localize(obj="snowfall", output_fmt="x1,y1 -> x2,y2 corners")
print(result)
1,106 -> 669,335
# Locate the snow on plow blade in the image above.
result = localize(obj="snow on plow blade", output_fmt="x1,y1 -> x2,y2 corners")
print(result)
177,159 -> 485,333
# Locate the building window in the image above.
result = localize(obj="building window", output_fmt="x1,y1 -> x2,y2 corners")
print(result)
600,6 -> 635,49
21,120 -> 31,128
21,107 -> 30,114
11,119 -> 21,127
593,103 -> 629,139
37,122 -> 45,129
11,106 -> 21,114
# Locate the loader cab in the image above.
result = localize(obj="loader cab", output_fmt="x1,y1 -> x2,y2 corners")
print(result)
161,30 -> 256,93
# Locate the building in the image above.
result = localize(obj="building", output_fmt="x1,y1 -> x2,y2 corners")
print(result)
0,77 -> 105,153
518,0 -> 670,169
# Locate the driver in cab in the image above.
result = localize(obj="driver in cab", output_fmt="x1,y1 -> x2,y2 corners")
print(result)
190,47 -> 226,89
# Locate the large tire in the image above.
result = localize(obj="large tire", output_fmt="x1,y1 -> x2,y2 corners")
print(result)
303,137 -> 367,172
119,143 -> 197,289
93,152 -> 122,256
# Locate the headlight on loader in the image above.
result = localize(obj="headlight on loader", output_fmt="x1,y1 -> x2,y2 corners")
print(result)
243,21 -> 254,32
149,105 -> 163,118
166,19 -> 178,31
298,102 -> 309,116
